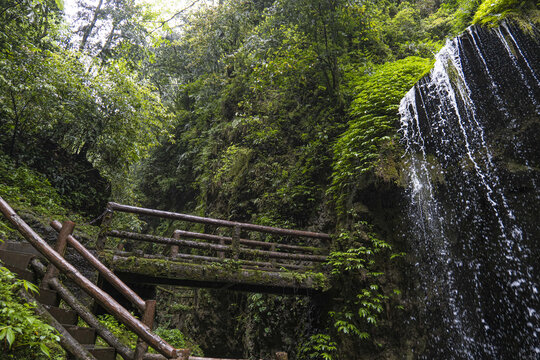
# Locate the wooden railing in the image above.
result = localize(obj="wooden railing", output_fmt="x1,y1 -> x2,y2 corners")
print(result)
0,196 -> 188,360
97,202 -> 331,272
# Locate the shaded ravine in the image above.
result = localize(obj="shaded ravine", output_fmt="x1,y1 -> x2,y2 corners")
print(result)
399,23 -> 540,359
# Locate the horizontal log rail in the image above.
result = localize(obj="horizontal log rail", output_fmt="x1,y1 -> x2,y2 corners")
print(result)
172,230 -> 324,254
110,250 -> 307,271
50,220 -> 147,313
144,355 -> 247,360
107,202 -> 331,240
106,230 -> 328,262
0,196 -> 183,359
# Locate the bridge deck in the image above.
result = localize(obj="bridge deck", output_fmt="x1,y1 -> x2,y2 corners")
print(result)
100,251 -> 329,295
96,202 -> 332,295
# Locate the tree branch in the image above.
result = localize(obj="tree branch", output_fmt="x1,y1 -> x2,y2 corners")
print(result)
79,0 -> 104,52
148,0 -> 201,35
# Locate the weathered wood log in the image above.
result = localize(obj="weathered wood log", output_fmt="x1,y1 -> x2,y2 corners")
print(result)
109,251 -> 303,273
51,220 -> 146,313
107,230 -> 328,262
134,300 -> 157,360
18,288 -> 97,360
107,202 -> 331,240
0,197 -> 178,358
275,352 -> 288,360
50,278 -> 135,360
30,260 -> 134,360
270,243 -> 277,268
189,358 -> 248,360
105,254 -> 329,291
232,226 -> 240,261
173,230 -> 324,254
41,221 -> 75,288
96,205 -> 114,251
218,237 -> 225,259
109,250 -> 307,271
144,355 -> 244,360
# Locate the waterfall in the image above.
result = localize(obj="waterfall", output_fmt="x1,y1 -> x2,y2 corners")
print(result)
399,23 -> 540,359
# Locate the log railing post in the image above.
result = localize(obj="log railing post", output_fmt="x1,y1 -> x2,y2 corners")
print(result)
170,244 -> 179,257
134,300 -> 156,360
50,220 -> 147,313
232,225 -> 240,261
275,351 -> 288,360
171,232 -> 180,258
218,239 -> 225,259
270,243 -> 277,268
41,221 -> 75,289
0,197 -> 179,358
96,205 -> 114,251
173,349 -> 191,360
217,228 -> 226,259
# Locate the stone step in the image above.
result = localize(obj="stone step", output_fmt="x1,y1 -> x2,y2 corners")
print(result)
0,249 -> 35,269
86,346 -> 116,360
67,345 -> 116,360
0,241 -> 41,256
2,264 -> 36,282
45,305 -> 78,325
35,288 -> 60,306
65,325 -> 96,345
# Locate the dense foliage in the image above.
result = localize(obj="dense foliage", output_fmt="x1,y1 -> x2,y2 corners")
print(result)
0,267 -> 63,359
0,0 -> 171,211
0,0 -> 538,359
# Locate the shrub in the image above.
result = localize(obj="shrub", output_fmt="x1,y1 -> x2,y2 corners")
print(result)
0,266 -> 62,359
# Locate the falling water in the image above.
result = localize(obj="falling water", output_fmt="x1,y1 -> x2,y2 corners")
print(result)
399,23 -> 540,359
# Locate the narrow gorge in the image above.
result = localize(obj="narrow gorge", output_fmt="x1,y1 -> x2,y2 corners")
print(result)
1,1 -> 540,359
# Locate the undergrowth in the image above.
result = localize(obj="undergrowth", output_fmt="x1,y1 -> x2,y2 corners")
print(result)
0,266 -> 63,359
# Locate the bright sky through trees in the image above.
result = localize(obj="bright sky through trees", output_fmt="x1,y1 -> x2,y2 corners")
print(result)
63,0 -> 213,25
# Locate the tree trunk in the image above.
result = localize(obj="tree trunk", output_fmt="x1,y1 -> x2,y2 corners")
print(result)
79,0 -> 104,52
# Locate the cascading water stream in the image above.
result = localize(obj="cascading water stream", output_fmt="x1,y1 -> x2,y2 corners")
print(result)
399,23 -> 539,359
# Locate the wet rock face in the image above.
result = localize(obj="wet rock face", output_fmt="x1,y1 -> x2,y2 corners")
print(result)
399,23 -> 540,359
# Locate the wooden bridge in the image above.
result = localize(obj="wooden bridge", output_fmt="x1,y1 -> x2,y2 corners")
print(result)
0,196 -> 332,360
96,202 -> 331,295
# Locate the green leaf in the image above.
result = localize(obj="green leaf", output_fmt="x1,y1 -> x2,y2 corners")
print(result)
22,280 -> 38,294
0,327 -> 7,340
6,327 -> 15,347
55,0 -> 64,11
39,342 -> 51,357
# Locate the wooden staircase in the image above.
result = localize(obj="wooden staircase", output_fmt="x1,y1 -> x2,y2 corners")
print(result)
0,242 -> 116,360
0,196 -> 318,360
0,196 -> 190,360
